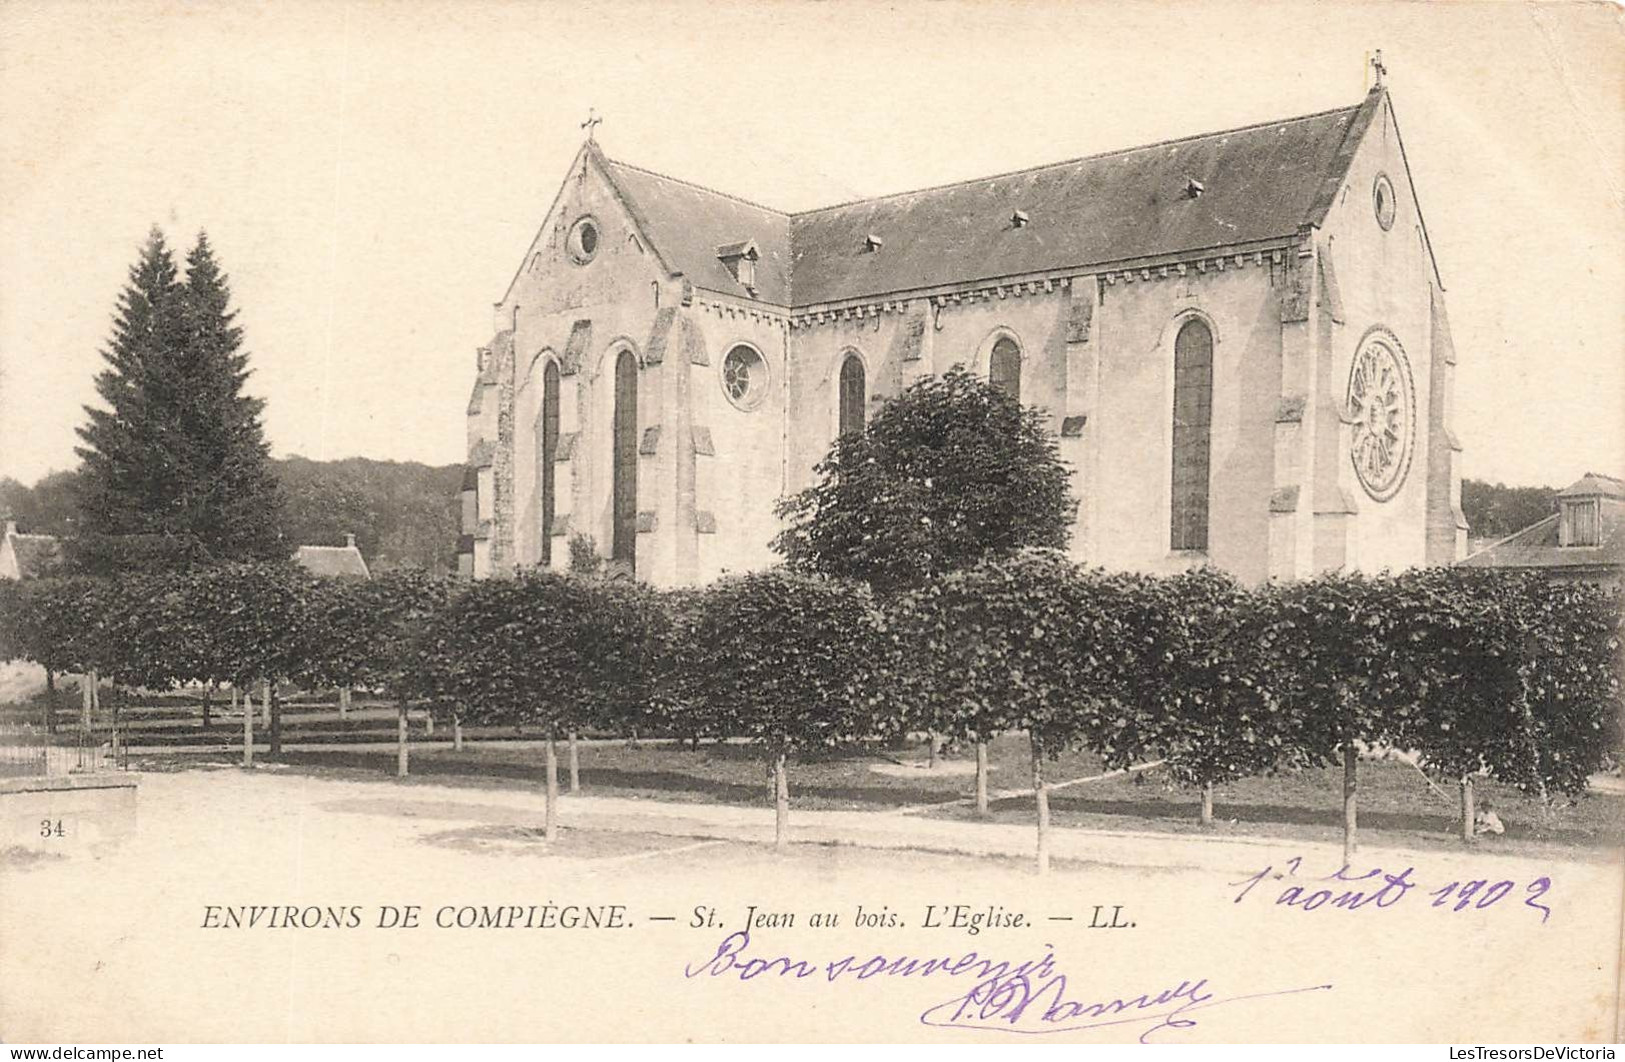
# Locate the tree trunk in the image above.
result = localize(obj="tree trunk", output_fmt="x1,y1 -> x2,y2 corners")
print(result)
1032,735 -> 1050,876
44,669 -> 56,734
568,731 -> 580,793
974,741 -> 989,816
201,683 -> 212,731
927,731 -> 939,769
396,701 -> 409,778
1200,782 -> 1214,826
452,714 -> 464,751
267,682 -> 281,756
259,680 -> 270,727
544,733 -> 560,842
423,712 -> 434,737
1460,776 -> 1475,844
90,671 -> 100,714
773,752 -> 789,851
231,686 -> 240,717
242,684 -> 254,767
1342,739 -> 1358,865
81,673 -> 92,734
338,686 -> 351,718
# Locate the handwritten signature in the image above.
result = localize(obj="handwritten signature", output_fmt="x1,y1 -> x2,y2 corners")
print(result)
920,969 -> 1332,1042
685,928 -> 1331,1042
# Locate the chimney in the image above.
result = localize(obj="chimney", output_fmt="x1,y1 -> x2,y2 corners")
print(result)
344,533 -> 357,549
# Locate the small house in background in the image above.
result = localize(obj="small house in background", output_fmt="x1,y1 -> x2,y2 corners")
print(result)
0,518 -> 62,580
1458,473 -> 1625,586
292,532 -> 371,580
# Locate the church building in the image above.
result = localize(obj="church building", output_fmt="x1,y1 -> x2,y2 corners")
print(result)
459,78 -> 1467,587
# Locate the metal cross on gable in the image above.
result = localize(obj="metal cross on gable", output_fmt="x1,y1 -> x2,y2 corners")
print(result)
1371,50 -> 1387,88
581,107 -> 603,141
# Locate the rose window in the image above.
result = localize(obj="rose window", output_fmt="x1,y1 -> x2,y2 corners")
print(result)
722,344 -> 767,410
1346,332 -> 1415,502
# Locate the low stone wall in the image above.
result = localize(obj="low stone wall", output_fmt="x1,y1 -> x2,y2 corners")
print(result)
0,773 -> 138,851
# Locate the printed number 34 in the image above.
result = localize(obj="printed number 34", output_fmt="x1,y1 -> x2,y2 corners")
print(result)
39,819 -> 65,838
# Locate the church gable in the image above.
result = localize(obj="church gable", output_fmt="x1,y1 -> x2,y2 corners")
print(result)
497,144 -> 673,322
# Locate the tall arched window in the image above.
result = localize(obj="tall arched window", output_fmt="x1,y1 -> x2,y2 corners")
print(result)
838,354 -> 866,436
538,361 -> 560,566
1170,318 -> 1213,552
989,336 -> 1021,403
612,349 -> 639,572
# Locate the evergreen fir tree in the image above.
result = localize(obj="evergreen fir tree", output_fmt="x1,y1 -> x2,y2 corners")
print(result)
74,227 -> 285,566
177,231 -> 285,560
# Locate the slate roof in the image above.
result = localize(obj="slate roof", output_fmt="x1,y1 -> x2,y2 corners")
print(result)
602,158 -> 792,304
1556,472 -> 1625,500
597,88 -> 1384,309
293,544 -> 371,579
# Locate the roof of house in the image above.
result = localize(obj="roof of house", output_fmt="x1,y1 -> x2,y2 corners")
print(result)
1556,472 -> 1625,500
3,531 -> 63,579
293,544 -> 371,579
595,87 -> 1387,309
1459,476 -> 1625,572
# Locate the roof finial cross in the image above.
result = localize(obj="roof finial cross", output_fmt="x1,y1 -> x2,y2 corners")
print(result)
1371,49 -> 1387,89
581,107 -> 603,142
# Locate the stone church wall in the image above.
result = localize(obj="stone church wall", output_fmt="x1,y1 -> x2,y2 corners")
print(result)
1317,95 -> 1447,573
1091,263 -> 1283,583
497,155 -> 669,575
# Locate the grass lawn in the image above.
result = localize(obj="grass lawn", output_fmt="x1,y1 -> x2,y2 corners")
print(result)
131,726 -> 1625,861
167,733 -> 1108,811
928,756 -> 1624,861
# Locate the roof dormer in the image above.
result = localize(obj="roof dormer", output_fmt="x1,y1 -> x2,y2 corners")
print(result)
1556,473 -> 1624,548
716,240 -> 760,294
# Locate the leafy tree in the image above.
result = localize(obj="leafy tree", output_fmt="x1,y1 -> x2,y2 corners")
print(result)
774,366 -> 1073,592
1148,569 -> 1290,825
74,228 -> 284,567
1385,568 -> 1527,841
1495,576 -> 1623,805
775,365 -> 1075,784
419,571 -> 654,839
688,570 -> 887,849
185,561 -> 315,762
1266,572 -> 1418,863
896,551 -> 1120,871
298,570 -> 453,777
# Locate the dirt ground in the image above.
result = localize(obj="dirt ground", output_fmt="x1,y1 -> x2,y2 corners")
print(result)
2,766 -> 1620,1044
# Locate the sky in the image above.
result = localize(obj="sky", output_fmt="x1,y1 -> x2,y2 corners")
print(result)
1,0 -> 1620,489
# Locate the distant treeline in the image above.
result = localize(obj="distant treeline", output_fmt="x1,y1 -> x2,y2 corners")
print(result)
1460,480 -> 1560,541
0,456 -> 463,572
0,468 -> 1565,565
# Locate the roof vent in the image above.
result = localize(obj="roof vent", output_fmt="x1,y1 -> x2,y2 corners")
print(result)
864,234 -> 884,253
1185,178 -> 1205,200
1011,210 -> 1029,228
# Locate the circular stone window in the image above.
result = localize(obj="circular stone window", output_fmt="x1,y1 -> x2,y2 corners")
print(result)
1346,329 -> 1415,502
567,216 -> 600,264
721,344 -> 769,411
1372,173 -> 1396,231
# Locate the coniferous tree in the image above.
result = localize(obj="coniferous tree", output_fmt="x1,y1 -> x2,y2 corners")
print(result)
74,227 -> 284,566
177,231 -> 284,559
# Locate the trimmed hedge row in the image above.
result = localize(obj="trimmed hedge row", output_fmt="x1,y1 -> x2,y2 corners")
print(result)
0,555 -> 1618,863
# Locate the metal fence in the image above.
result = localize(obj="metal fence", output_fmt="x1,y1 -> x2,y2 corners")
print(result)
0,716 -> 128,778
